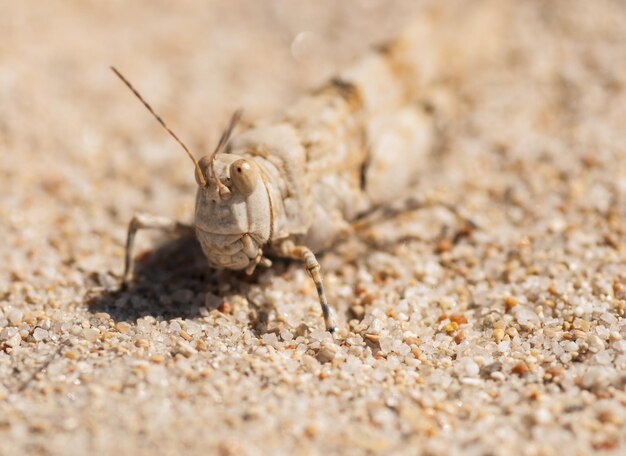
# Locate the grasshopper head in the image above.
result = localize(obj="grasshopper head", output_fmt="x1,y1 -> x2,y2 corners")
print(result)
193,111 -> 273,273
194,148 -> 273,273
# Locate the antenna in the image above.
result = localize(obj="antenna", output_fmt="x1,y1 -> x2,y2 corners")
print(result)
209,109 -> 243,194
212,109 -> 243,158
110,66 -> 207,187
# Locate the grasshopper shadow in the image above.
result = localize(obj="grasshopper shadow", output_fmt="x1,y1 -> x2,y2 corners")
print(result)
87,232 -> 241,322
87,232 -> 345,329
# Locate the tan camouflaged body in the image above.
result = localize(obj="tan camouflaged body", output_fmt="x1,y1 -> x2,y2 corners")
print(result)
194,1 -> 507,272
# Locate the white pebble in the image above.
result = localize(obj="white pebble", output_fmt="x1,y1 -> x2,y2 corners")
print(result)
8,309 -> 23,326
169,321 -> 182,334
581,366 -> 611,389
559,353 -> 572,363
262,333 -> 280,348
595,325 -> 610,339
574,307 -> 584,317
370,406 -> 395,426
463,359 -> 480,377
379,336 -> 393,354
136,319 -> 151,334
6,332 -> 21,348
592,350 -> 612,365
310,329 -> 331,342
185,321 -> 201,335
600,313 -> 616,325
316,347 -> 336,363
395,343 -> 411,356
562,341 -> 578,352
534,408 -> 552,424
515,308 -> 539,328
588,334 -> 604,352
461,377 -> 482,385
613,340 -> 626,353
368,319 -> 383,335
82,328 -> 99,342
176,340 -> 197,357
33,328 -> 48,341
0,327 -> 18,341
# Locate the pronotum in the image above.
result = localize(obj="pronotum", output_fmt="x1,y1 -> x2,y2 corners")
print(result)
114,2 -> 506,333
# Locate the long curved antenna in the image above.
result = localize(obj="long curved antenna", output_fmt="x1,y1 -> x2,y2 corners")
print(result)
110,66 -> 207,187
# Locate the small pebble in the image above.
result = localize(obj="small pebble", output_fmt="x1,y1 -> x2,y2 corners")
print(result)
600,313 -> 616,325
504,297 -> 518,312
511,363 -> 529,376
463,359 -> 480,377
450,313 -> 468,325
534,408 -> 551,424
613,340 -> 626,353
562,341 -> 578,352
135,338 -> 149,348
33,327 -> 48,341
82,328 -> 100,342
136,319 -> 151,334
5,332 -> 21,348
176,340 -> 197,357
115,322 -> 131,334
588,334 -> 605,352
316,347 -> 336,364
8,309 -> 23,326
0,327 -> 18,341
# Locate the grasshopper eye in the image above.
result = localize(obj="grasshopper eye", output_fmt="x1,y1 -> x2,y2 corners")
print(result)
230,159 -> 259,195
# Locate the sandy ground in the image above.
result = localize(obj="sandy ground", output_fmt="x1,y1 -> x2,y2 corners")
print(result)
2,1 -> 626,455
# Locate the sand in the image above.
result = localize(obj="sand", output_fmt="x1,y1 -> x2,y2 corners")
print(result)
1,1 -> 626,455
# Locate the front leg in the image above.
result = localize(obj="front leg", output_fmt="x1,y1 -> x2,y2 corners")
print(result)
122,213 -> 194,288
274,240 -> 338,334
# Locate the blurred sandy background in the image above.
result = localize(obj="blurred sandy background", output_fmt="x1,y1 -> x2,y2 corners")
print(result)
2,1 -> 626,455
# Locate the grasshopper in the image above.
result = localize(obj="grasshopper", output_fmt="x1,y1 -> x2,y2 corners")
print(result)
113,1 -> 505,333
